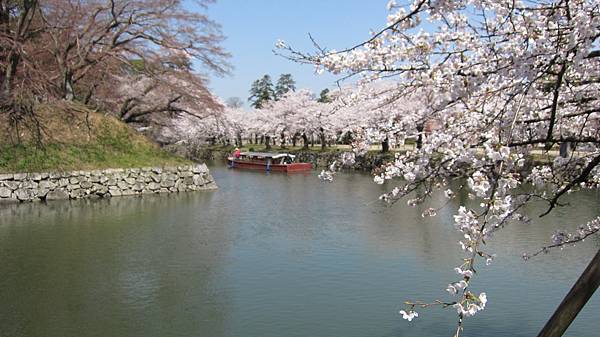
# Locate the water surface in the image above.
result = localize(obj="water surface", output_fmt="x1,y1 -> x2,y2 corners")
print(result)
1,163 -> 599,337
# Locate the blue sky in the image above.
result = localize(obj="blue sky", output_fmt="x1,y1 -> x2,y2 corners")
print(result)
201,0 -> 390,103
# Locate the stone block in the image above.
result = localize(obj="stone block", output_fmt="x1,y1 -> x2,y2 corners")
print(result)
38,180 -> 57,190
95,185 -> 108,196
3,181 -> 19,190
71,189 -> 86,199
0,173 -> 13,180
29,173 -> 43,181
20,181 -> 38,189
132,183 -> 144,192
69,177 -> 79,184
192,164 -> 208,174
124,177 -> 136,185
0,187 -> 12,198
192,175 -> 205,186
117,181 -> 129,189
161,179 -> 175,188
37,188 -> 49,198
13,173 -> 27,181
15,189 -> 36,201
80,181 -> 93,189
57,178 -> 69,187
46,189 -> 69,200
152,167 -> 163,174
148,182 -> 160,190
149,173 -> 161,183
121,189 -> 136,196
48,172 -> 62,179
109,188 -> 122,197
66,184 -> 80,191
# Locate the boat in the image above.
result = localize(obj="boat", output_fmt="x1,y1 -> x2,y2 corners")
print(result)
227,152 -> 312,172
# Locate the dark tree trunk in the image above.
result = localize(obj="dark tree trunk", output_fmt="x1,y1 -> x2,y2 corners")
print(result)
62,69 -> 75,101
265,135 -> 272,150
2,51 -> 19,102
559,143 -> 570,158
320,128 -> 326,150
302,133 -> 309,149
292,133 -> 298,147
280,132 -> 286,148
416,123 -> 424,149
236,133 -> 242,147
382,137 -> 389,153
311,134 -> 314,147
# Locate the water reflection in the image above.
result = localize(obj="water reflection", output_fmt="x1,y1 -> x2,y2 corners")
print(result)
0,164 -> 598,337
0,193 -> 230,337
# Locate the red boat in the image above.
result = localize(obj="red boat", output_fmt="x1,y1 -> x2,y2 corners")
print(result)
227,152 -> 312,172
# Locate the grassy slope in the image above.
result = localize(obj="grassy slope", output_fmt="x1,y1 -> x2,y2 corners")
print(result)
0,102 -> 190,173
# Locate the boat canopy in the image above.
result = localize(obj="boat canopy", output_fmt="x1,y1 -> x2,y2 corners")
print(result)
240,152 -> 296,159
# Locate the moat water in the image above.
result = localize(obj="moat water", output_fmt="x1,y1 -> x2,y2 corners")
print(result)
1,163 -> 599,337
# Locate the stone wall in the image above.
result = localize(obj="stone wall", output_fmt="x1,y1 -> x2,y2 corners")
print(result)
0,164 -> 216,204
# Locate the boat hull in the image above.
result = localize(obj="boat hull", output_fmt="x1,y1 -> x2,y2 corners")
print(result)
228,158 -> 312,172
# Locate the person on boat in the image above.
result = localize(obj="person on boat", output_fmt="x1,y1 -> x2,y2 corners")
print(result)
234,147 -> 241,158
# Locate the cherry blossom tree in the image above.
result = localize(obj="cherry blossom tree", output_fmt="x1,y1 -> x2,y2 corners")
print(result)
1,0 -> 230,146
278,1 -> 600,336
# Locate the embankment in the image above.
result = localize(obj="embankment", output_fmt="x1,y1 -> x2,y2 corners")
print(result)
0,164 -> 216,203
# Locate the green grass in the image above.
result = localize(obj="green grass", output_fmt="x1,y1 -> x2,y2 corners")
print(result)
0,103 -> 190,173
0,142 -> 189,174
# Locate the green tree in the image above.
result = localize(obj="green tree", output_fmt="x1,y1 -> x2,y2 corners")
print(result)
248,74 -> 274,109
317,88 -> 331,103
274,73 -> 296,99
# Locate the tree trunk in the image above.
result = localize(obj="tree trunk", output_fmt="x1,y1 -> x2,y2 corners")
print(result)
280,132 -> 286,148
63,70 -> 75,101
236,133 -> 242,147
265,135 -> 271,150
559,143 -> 570,158
320,129 -> 326,150
2,51 -> 19,102
537,248 -> 600,337
292,133 -> 298,147
416,123 -> 424,149
382,137 -> 389,153
302,133 -> 309,149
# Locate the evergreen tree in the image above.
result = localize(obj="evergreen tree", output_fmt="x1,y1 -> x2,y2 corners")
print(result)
274,73 -> 296,99
248,74 -> 274,109
317,88 -> 331,103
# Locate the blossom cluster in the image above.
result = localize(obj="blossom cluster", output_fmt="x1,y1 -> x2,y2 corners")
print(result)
278,0 -> 600,333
